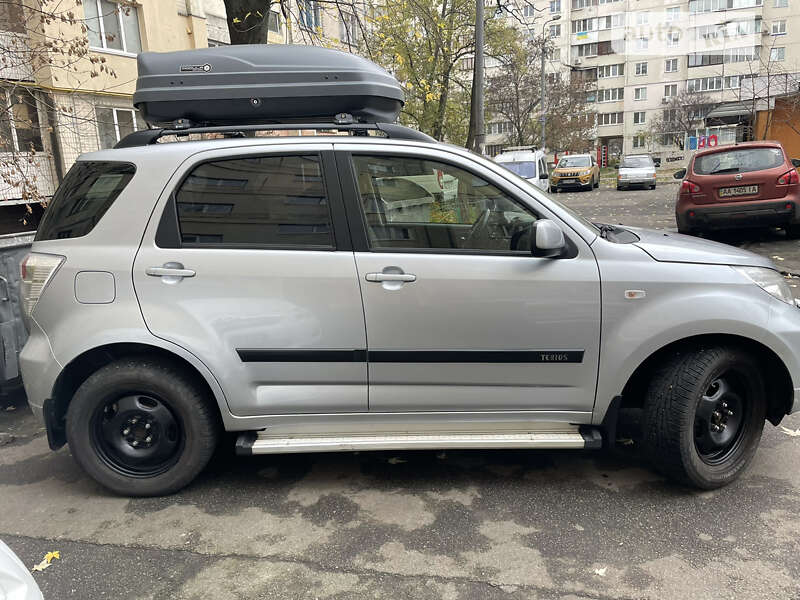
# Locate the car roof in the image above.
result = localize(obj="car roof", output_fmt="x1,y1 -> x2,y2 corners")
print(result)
559,153 -> 592,158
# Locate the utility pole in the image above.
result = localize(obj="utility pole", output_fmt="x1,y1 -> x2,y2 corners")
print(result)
540,15 -> 561,154
473,0 -> 485,154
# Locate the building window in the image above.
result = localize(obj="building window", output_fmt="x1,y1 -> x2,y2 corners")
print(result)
548,47 -> 561,61
340,12 -> 358,45
598,112 -> 624,126
0,89 -> 44,153
84,0 -> 142,54
575,42 -> 598,57
634,86 -> 647,100
633,111 -> 646,124
635,61 -> 648,76
690,0 -> 762,12
632,135 -> 646,149
485,144 -> 506,157
665,58 -> 679,72
547,72 -> 562,84
725,74 -> 753,88
268,11 -> 282,33
635,12 -> 649,25
96,107 -> 140,149
636,37 -> 649,50
523,4 -> 536,16
688,76 -> 722,92
770,47 -> 786,61
598,63 -> 624,78
487,121 -> 513,135
550,24 -> 561,37
772,20 -> 786,35
572,0 -> 598,9
667,31 -> 680,47
688,46 -> 758,67
597,87 -> 624,102
550,0 -> 561,12
299,0 -> 321,29
572,18 -> 595,33
666,6 -> 680,21
664,84 -> 678,97
774,0 -> 788,7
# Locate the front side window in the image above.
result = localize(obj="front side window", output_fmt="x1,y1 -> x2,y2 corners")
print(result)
84,0 -> 142,54
351,155 -> 539,253
175,155 -> 333,248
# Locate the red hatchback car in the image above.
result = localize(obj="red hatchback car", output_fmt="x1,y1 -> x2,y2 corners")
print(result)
675,141 -> 800,236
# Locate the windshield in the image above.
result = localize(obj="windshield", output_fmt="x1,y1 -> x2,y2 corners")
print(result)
694,147 -> 785,175
557,156 -> 591,168
621,156 -> 653,169
499,161 -> 536,178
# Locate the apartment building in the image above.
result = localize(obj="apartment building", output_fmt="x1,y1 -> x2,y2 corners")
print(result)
485,0 -> 800,163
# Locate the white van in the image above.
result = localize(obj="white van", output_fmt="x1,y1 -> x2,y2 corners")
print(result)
494,148 -> 549,192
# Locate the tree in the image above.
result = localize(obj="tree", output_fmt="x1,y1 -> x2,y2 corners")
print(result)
485,33 -> 543,148
649,91 -> 718,151
544,77 -> 595,153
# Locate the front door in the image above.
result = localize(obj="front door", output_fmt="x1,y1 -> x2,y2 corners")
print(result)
133,146 -> 367,417
338,146 -> 601,416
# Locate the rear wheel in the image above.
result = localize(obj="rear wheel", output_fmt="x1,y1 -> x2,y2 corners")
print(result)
642,346 -> 765,489
650,183 -> 656,190
593,177 -> 599,189
66,358 -> 219,496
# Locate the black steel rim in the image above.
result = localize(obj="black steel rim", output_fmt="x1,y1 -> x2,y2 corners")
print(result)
694,372 -> 750,465
90,393 -> 184,477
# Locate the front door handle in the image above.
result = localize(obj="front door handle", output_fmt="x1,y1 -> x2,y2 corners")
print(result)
365,273 -> 416,283
146,262 -> 195,283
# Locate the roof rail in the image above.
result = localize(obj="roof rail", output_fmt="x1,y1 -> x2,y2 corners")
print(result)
115,122 -> 436,149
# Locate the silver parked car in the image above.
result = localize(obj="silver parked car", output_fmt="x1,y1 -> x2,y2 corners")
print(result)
18,130 -> 800,496
616,154 -> 658,190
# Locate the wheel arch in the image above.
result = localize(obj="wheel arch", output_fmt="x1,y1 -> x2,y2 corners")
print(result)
47,342 -> 228,449
618,333 -> 792,426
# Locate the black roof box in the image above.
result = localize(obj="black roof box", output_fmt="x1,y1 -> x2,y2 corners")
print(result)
133,45 -> 405,127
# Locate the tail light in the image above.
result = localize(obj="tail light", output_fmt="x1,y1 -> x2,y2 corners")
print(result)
777,169 -> 799,185
680,180 -> 701,194
20,253 -> 64,330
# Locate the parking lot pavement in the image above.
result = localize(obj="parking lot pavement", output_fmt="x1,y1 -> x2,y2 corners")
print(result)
3,183 -> 800,599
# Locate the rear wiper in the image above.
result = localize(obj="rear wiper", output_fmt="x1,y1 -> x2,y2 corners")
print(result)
707,166 -> 740,175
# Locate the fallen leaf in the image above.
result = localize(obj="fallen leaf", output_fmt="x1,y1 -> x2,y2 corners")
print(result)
779,426 -> 800,437
387,457 -> 407,464
5,405 -> 15,411
32,550 -> 60,572
31,560 -> 51,572
593,567 -> 607,577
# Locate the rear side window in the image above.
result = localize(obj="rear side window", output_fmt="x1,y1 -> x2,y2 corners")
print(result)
35,161 -> 135,241
175,154 -> 333,248
693,147 -> 785,175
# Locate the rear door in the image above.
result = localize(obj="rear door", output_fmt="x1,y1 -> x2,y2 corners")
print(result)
133,144 -> 368,417
337,143 -> 601,417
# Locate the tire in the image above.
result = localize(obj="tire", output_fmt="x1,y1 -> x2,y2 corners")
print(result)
642,346 -> 766,489
66,358 -> 220,496
786,224 -> 800,239
650,184 -> 656,190
549,186 -> 556,193
616,185 -> 623,191
593,177 -> 599,188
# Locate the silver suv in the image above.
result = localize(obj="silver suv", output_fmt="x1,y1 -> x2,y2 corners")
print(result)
19,130 -> 800,496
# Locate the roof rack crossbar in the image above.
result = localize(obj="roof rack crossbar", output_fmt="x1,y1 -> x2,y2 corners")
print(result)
114,122 -> 435,149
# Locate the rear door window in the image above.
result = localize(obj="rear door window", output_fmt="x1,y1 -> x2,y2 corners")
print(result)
174,154 -> 333,248
694,147 -> 785,175
35,161 -> 135,241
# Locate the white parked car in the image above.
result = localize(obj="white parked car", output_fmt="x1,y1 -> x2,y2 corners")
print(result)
494,148 -> 550,192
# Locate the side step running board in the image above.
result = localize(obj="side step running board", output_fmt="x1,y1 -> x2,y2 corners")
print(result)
236,426 -> 602,455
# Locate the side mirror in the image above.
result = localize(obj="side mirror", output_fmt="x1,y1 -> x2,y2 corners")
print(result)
792,158 -> 800,168
538,172 -> 548,179
531,219 -> 566,258
673,168 -> 687,179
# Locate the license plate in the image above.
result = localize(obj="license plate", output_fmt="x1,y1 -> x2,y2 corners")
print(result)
562,179 -> 576,184
719,185 -> 758,197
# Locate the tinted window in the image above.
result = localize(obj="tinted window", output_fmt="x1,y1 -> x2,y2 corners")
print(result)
35,161 -> 135,241
621,156 -> 654,168
176,155 -> 333,248
352,155 -> 537,252
693,147 -> 785,175
500,161 -> 536,178
558,156 -> 591,168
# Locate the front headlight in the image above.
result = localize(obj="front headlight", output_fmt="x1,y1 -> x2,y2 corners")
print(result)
733,266 -> 794,305
581,169 -> 592,176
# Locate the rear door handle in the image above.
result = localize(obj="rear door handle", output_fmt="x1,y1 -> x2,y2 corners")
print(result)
365,273 -> 416,283
146,262 -> 195,281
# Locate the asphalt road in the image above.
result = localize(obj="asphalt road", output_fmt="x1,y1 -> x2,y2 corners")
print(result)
3,181 -> 800,600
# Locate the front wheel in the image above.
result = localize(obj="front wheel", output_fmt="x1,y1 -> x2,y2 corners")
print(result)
66,358 -> 219,496
642,346 -> 766,489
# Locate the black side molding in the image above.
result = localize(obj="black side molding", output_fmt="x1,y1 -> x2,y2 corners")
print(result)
237,349 -> 367,363
236,349 -> 584,364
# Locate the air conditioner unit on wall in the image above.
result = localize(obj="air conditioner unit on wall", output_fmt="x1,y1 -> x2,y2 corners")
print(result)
574,58 -> 582,65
